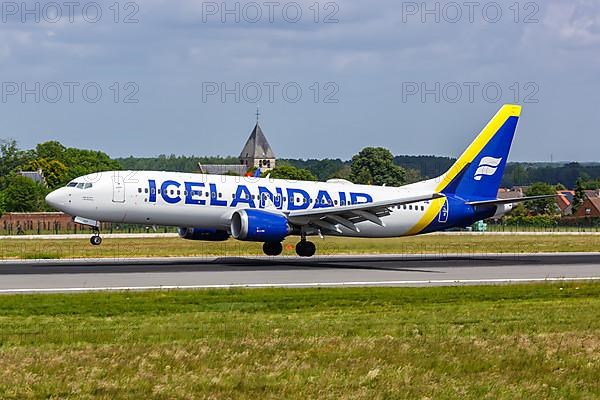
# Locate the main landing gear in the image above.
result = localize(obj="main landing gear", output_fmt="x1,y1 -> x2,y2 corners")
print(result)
90,228 -> 102,246
263,241 -> 283,256
261,238 -> 316,257
295,234 -> 316,258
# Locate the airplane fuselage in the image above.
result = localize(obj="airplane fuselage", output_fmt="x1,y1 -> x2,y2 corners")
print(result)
46,170 -> 495,238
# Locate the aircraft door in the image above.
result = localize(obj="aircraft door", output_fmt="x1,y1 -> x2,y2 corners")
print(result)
112,172 -> 126,203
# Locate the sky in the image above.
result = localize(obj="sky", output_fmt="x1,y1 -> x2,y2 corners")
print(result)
1,0 -> 599,162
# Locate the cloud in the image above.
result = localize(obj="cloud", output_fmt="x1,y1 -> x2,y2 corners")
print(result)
1,0 -> 600,161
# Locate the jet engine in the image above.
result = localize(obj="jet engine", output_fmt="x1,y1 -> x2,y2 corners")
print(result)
230,209 -> 290,242
177,227 -> 230,241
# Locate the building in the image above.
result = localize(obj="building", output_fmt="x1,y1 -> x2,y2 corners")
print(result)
573,197 -> 600,218
197,163 -> 247,176
556,190 -> 576,216
17,169 -> 46,186
497,187 -> 525,200
584,189 -> 600,200
198,117 -> 276,176
573,190 -> 600,218
239,121 -> 276,171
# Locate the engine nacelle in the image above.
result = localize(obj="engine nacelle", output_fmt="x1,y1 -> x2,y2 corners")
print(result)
231,209 -> 290,242
177,227 -> 229,241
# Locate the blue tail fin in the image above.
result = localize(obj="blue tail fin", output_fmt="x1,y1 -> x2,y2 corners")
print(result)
436,104 -> 521,200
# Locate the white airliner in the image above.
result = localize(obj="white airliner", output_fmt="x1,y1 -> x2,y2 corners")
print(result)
45,104 -> 551,257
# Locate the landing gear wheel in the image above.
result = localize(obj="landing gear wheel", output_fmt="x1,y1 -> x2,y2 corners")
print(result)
263,241 -> 283,256
296,241 -> 316,257
90,235 -> 102,246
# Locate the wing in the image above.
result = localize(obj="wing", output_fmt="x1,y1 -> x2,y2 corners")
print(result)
286,193 -> 445,233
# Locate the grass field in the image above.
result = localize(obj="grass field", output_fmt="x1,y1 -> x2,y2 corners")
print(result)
0,283 -> 599,399
0,234 -> 599,259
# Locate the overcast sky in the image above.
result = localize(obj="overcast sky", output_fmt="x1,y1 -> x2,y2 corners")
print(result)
1,0 -> 599,161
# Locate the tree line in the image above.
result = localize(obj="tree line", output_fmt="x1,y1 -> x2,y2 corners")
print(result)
0,140 -> 120,213
118,153 -> 600,188
2,138 -> 599,218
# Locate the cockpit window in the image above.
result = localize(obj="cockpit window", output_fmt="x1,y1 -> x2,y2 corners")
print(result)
67,181 -> 93,189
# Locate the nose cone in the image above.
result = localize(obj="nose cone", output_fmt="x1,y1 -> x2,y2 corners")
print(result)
45,189 -> 66,210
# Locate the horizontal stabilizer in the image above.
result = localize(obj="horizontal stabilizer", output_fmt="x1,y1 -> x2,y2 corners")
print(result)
466,194 -> 557,206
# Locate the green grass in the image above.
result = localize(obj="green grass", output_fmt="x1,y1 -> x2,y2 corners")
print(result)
0,284 -> 599,399
0,234 -> 599,259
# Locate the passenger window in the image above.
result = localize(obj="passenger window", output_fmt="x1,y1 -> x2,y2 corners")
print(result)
219,193 -> 222,198
170,190 -> 174,195
421,206 -> 425,211
138,188 -> 142,193
205,192 -> 209,197
212,192 -> 216,198
151,188 -> 155,194
144,188 -> 149,194
409,205 -> 412,210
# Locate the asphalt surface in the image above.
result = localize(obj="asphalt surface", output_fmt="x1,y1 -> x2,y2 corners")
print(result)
0,253 -> 599,293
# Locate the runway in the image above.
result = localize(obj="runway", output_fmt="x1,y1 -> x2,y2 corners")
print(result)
0,253 -> 599,293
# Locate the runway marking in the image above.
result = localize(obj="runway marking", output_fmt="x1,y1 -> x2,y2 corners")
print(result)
1,276 -> 600,293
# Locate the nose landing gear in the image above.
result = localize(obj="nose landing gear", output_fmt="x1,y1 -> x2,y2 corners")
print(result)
90,228 -> 102,246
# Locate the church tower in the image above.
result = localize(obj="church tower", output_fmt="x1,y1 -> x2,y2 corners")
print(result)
239,109 -> 276,171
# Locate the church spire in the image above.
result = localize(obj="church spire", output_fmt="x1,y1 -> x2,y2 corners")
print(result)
239,108 -> 276,171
